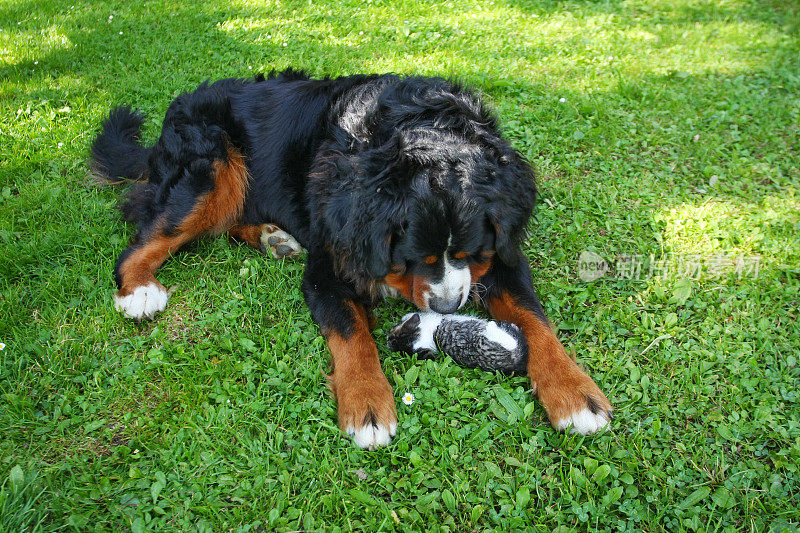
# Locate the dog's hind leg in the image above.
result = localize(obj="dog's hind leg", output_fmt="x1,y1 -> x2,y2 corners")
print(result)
114,147 -> 249,320
113,229 -> 186,320
228,223 -> 306,259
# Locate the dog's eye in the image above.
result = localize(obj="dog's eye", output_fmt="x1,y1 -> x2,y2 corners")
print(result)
424,255 -> 438,265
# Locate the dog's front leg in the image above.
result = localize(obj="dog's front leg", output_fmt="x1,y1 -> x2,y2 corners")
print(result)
477,253 -> 613,435
302,251 -> 397,449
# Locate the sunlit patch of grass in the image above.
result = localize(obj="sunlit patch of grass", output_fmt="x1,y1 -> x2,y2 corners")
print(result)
657,189 -> 800,267
0,24 -> 73,67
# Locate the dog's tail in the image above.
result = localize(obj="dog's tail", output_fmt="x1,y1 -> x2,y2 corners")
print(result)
89,106 -> 151,185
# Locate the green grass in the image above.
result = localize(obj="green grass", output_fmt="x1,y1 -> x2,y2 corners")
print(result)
1,0 -> 799,530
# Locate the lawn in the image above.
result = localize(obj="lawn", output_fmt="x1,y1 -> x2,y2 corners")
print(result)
1,0 -> 799,530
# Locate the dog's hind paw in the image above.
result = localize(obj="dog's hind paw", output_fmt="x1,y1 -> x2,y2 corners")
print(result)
259,224 -> 305,259
113,283 -> 168,321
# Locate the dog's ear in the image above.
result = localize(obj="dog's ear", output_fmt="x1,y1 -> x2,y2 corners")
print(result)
484,150 -> 537,265
364,229 -> 393,279
309,143 -> 407,279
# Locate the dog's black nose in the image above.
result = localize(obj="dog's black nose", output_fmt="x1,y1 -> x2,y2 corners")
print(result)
429,297 -> 460,314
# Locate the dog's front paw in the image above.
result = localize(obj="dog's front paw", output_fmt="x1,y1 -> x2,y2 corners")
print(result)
538,369 -> 613,435
348,417 -> 398,450
334,372 -> 398,450
113,283 -> 169,321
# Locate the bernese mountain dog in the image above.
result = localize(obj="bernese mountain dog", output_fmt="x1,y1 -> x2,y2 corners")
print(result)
90,69 -> 612,449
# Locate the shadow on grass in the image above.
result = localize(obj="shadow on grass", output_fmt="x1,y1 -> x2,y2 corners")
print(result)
1,0 -> 797,312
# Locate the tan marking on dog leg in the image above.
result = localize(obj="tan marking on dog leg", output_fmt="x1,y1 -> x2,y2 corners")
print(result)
115,147 -> 249,320
326,302 -> 397,450
228,224 -> 266,250
487,291 -> 612,434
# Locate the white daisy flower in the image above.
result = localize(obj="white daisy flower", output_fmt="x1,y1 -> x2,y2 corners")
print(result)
0,343 -> 5,350
559,97 -> 566,103
402,392 -> 415,405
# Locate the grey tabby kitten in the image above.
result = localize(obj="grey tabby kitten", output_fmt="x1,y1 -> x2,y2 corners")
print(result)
387,312 -> 528,375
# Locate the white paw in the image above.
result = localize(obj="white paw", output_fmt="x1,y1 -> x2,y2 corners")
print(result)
259,225 -> 305,259
347,421 -> 397,450
113,283 -> 168,320
556,407 -> 611,435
